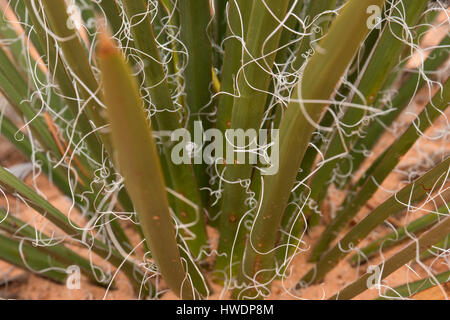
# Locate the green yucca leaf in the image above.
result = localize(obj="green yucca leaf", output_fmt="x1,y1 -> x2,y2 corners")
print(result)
178,0 -> 213,132
0,164 -> 148,293
0,114 -> 70,195
97,32 -> 205,299
299,157 -> 450,286
324,10 -> 441,193
330,215 -> 450,300
177,0 -> 213,209
305,0 -> 429,225
0,233 -> 67,283
1,0 -> 136,267
95,0 -> 126,48
33,0 -> 138,250
0,208 -> 108,286
376,270 -> 450,300
0,46 -> 60,154
213,0 -> 228,65
3,0 -> 45,61
310,77 -> 449,261
120,0 -> 208,257
215,0 -> 252,133
275,96 -> 351,249
0,104 -> 133,253
39,0 -> 113,157
74,0 -> 96,42
273,0 -> 305,65
97,0 -> 121,29
3,0 -> 66,119
215,0 -> 291,280
346,35 -> 450,181
0,2 -> 132,249
291,0 -> 338,72
349,203 -> 448,265
238,0 -> 387,299
209,0 -> 252,231
419,233 -> 449,261
23,0 -> 103,163
267,0 -> 306,130
274,0 -> 342,263
0,5 -> 29,70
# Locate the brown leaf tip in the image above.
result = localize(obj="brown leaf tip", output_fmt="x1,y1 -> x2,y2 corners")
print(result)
96,18 -> 117,58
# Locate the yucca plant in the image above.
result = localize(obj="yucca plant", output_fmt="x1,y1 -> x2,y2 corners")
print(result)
0,0 -> 448,300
